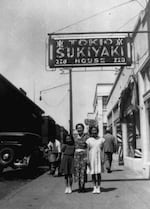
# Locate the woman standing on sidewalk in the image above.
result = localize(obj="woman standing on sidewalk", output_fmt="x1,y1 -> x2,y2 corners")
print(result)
74,123 -> 88,192
86,126 -> 105,194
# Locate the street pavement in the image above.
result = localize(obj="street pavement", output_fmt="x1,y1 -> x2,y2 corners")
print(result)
0,155 -> 150,209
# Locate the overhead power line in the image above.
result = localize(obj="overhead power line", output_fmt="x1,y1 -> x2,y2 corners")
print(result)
135,0 -> 145,8
117,12 -> 141,31
53,0 -> 142,34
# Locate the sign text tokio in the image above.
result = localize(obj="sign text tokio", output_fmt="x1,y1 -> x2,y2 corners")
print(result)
49,37 -> 132,68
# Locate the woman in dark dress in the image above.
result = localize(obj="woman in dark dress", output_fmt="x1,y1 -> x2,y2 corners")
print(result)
60,134 -> 75,194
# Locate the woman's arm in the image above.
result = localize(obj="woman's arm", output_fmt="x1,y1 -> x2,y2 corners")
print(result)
86,140 -> 90,165
100,138 -> 105,164
61,144 -> 66,152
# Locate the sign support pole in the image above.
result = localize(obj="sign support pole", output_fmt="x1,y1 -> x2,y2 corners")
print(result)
69,68 -> 73,136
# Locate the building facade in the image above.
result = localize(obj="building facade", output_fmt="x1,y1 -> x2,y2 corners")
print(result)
88,83 -> 113,137
107,2 -> 150,178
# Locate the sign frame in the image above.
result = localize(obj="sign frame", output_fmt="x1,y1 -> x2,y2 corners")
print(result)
48,33 -> 132,69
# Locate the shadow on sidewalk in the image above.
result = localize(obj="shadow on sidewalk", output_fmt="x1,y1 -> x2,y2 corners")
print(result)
112,169 -> 124,172
101,187 -> 117,192
72,187 -> 93,193
72,187 -> 117,193
101,178 -> 149,182
0,166 -> 48,181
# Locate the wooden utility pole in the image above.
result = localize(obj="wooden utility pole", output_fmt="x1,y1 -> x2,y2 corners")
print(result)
69,69 -> 73,135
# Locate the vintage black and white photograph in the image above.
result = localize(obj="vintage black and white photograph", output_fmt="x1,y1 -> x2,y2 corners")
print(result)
0,0 -> 150,208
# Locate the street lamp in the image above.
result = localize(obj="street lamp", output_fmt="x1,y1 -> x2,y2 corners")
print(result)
39,83 -> 69,101
39,72 -> 73,135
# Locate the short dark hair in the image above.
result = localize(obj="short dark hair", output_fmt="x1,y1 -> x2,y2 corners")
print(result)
75,123 -> 84,130
89,125 -> 99,135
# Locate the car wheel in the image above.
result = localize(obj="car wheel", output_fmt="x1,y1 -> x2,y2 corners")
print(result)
0,147 -> 15,166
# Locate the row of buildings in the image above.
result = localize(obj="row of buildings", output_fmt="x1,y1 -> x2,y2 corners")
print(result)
87,1 -> 150,178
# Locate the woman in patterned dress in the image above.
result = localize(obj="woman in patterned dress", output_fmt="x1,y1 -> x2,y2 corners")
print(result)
86,126 -> 105,194
74,123 -> 88,192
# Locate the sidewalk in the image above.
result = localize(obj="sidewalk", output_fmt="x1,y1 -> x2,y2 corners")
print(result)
0,155 -> 150,209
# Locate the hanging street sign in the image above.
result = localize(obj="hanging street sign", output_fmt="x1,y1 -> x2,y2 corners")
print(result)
48,35 -> 132,68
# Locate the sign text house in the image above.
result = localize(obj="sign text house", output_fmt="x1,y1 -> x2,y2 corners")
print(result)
49,37 -> 132,68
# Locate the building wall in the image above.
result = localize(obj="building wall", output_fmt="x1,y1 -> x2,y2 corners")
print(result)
107,7 -> 150,178
93,83 -> 113,137
107,68 -> 131,115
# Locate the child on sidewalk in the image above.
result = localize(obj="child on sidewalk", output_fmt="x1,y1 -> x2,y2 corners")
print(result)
86,126 -> 105,194
60,134 -> 75,194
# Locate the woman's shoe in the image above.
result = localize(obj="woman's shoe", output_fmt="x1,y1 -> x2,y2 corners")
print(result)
68,187 -> 72,194
65,187 -> 69,194
92,186 -> 97,194
81,187 -> 85,193
78,184 -> 82,193
96,187 -> 101,194
80,184 -> 85,193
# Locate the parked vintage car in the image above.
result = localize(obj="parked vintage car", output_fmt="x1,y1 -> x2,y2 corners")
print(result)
0,74 -> 68,175
0,132 -> 44,173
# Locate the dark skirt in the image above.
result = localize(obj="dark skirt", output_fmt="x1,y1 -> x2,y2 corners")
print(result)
60,155 -> 74,175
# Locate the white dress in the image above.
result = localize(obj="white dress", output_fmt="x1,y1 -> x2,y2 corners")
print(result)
86,137 -> 105,174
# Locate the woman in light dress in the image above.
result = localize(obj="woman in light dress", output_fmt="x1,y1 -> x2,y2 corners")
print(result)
86,126 -> 105,194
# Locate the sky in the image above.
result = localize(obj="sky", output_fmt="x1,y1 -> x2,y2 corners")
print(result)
0,0 -> 147,131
